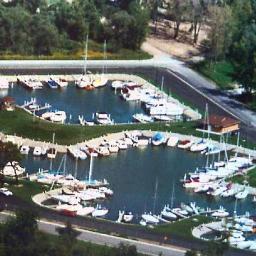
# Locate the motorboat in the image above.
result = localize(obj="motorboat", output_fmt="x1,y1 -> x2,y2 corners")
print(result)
210,186 -> 227,196
211,206 -> 229,218
249,242 -> 256,251
117,140 -> 128,150
99,187 -> 113,196
47,78 -> 59,89
149,102 -> 183,117
135,136 -> 149,147
152,132 -> 166,146
235,189 -> 249,200
97,146 -> 110,157
0,77 -> 9,89
171,207 -> 189,218
228,233 -> 245,245
33,146 -> 42,156
92,205 -> 108,217
111,80 -> 124,90
47,148 -> 57,159
95,112 -> 113,125
108,142 -> 119,153
178,140 -> 193,149
76,206 -> 95,216
92,75 -> 108,88
81,146 -> 98,157
141,212 -> 159,224
133,113 -> 153,123
121,87 -> 141,101
123,212 -> 134,223
41,111 -> 54,120
194,184 -> 210,193
190,140 -> 208,152
161,205 -> 177,220
20,145 -> 30,154
153,115 -> 173,122
167,136 -> 179,147
180,203 -> 194,214
50,111 -> 67,123
76,75 -> 92,89
236,240 -> 254,250
221,188 -> 238,197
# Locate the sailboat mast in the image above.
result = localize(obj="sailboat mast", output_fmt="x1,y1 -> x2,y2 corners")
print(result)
170,182 -> 175,208
103,40 -> 107,74
88,155 -> 93,183
161,76 -> 164,92
84,34 -> 88,75
153,177 -> 158,214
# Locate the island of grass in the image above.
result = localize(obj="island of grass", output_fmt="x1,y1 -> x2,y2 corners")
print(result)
0,108 -> 255,149
227,167 -> 256,188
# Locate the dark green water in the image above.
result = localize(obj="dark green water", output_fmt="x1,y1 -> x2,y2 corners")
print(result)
22,146 -> 254,221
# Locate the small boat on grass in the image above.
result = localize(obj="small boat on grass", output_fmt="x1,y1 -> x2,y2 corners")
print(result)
20,145 -> 30,155
141,212 -> 159,224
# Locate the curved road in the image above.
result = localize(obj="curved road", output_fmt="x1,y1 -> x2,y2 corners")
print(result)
0,211 -> 184,256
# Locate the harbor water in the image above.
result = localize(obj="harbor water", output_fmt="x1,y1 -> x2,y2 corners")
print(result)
21,146 -> 255,221
7,83 -> 143,124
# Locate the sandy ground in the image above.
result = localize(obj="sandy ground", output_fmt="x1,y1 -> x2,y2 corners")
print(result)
142,20 -> 209,60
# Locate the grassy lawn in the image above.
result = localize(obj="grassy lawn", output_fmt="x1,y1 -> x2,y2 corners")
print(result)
193,60 -> 235,90
0,42 -> 152,60
6,178 -> 45,204
227,167 -> 256,187
0,109 -> 255,149
153,215 -> 212,240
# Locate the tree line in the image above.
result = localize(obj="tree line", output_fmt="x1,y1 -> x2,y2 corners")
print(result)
0,209 -> 139,256
0,0 -> 149,55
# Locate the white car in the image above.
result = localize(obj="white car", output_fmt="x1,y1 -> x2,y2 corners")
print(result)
0,188 -> 13,196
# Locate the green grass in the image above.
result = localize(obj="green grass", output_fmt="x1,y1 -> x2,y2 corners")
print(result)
0,109 -> 255,149
6,178 -> 45,204
154,215 -> 212,239
227,167 -> 256,187
193,60 -> 235,90
0,44 -> 152,60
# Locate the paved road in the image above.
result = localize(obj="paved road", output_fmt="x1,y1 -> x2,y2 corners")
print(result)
0,211 -> 185,256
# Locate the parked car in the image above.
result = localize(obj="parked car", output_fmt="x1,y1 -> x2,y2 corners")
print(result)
0,188 -> 13,196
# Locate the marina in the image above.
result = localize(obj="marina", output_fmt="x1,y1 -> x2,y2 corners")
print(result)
1,74 -> 201,125
13,134 -> 255,223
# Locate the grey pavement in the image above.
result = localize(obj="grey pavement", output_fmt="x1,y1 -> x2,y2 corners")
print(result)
0,212 -> 185,256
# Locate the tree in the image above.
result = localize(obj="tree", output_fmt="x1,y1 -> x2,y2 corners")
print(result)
128,1 -> 150,49
185,249 -> 198,256
207,4 -> 233,61
114,243 -> 138,256
0,142 -> 23,185
232,22 -> 256,93
3,209 -> 38,256
189,0 -> 208,44
167,0 -> 189,39
201,241 -> 229,256
56,221 -> 81,255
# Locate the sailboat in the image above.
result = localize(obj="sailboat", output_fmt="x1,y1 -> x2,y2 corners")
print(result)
82,155 -> 108,187
92,40 -> 108,88
47,133 -> 57,159
76,35 -> 93,90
